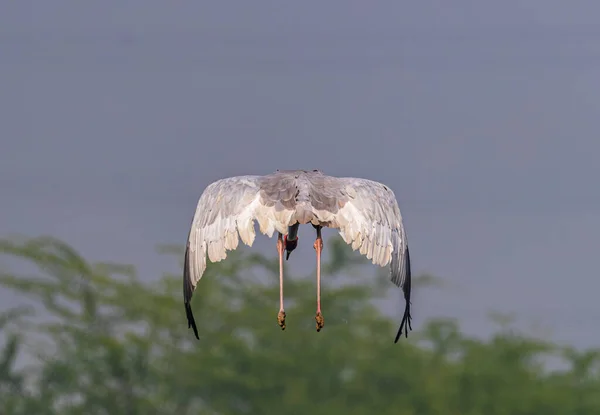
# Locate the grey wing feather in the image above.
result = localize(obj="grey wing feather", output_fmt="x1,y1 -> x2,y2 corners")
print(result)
306,175 -> 412,340
184,174 -> 297,339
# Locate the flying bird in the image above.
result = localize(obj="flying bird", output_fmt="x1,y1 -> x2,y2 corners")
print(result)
183,169 -> 412,342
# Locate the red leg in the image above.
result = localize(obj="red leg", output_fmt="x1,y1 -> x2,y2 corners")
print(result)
314,228 -> 324,332
276,233 -> 286,330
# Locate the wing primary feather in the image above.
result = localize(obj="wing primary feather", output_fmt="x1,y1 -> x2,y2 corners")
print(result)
183,242 -> 200,340
394,245 -> 412,343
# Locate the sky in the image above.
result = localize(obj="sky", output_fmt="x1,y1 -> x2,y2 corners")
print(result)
1,1 -> 600,349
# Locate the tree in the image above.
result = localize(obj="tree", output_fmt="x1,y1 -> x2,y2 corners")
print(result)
0,235 -> 599,414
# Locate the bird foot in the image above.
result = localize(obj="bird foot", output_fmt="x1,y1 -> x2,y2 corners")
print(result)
277,310 -> 286,330
315,312 -> 324,332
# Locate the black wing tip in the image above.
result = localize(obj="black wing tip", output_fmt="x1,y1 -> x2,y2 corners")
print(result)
183,242 -> 199,340
394,302 -> 413,343
394,245 -> 412,343
185,301 -> 200,340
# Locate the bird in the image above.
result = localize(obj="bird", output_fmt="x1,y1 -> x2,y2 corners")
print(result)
183,169 -> 412,343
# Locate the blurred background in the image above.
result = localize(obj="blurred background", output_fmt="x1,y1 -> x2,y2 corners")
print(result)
1,1 -> 599,413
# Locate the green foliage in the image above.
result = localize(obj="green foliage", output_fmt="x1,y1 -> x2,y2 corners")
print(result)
0,235 -> 599,414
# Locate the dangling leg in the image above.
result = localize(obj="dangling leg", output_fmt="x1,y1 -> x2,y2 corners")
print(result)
313,225 -> 325,332
276,233 -> 286,330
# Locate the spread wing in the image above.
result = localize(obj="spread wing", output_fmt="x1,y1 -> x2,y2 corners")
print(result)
309,175 -> 412,341
184,174 -> 297,339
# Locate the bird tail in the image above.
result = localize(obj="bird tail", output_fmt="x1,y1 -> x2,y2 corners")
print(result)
294,203 -> 314,224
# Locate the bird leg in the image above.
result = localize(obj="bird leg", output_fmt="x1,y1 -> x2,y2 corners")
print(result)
276,233 -> 286,330
313,226 -> 325,332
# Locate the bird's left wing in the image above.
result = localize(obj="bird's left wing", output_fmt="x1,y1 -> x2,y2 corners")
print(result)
310,176 -> 412,341
184,174 -> 297,339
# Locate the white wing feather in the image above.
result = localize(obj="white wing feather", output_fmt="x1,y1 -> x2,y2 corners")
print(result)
308,177 -> 409,289
186,175 -> 294,292
306,176 -> 412,341
183,175 -> 297,339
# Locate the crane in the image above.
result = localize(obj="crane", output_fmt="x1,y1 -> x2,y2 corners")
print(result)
183,169 -> 412,343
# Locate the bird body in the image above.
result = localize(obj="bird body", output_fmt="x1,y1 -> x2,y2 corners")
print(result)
184,169 -> 412,342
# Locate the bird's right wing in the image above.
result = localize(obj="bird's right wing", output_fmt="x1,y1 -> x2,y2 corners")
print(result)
309,176 -> 412,341
184,174 -> 297,339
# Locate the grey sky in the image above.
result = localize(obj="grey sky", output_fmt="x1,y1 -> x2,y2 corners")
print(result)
1,1 -> 599,348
